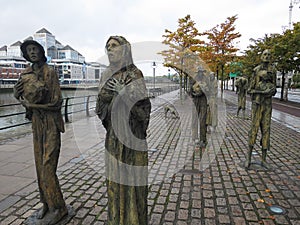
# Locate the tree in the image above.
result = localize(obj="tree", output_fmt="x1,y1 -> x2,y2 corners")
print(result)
229,57 -> 243,91
203,15 -> 241,94
241,22 -> 300,101
241,33 -> 278,87
160,15 -> 205,99
273,22 -> 300,100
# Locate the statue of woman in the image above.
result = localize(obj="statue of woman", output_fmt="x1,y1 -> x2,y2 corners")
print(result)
96,36 -> 151,225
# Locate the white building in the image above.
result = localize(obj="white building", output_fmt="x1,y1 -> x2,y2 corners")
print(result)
33,28 -> 56,58
0,46 -> 7,56
0,28 -> 106,83
6,41 -> 22,57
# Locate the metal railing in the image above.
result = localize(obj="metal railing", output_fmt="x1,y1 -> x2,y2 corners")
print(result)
0,95 -> 97,131
0,102 -> 31,130
63,95 -> 97,122
0,84 -> 180,131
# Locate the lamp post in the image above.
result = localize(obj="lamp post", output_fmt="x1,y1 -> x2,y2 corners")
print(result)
152,61 -> 156,90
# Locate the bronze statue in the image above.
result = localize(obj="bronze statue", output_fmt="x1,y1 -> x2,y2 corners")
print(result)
96,36 -> 151,225
14,40 -> 72,224
190,68 -> 208,148
235,75 -> 248,118
206,72 -> 218,132
245,49 -> 276,169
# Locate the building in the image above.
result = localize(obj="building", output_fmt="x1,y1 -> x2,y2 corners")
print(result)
0,57 -> 28,84
0,28 -> 106,84
0,43 -> 28,83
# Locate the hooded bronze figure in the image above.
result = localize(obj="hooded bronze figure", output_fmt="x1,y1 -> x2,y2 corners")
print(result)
96,36 -> 151,225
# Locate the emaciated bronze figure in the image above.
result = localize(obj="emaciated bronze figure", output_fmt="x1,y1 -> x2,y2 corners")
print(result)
235,75 -> 248,118
206,72 -> 218,132
96,36 -> 151,225
190,68 -> 208,148
245,49 -> 276,169
14,40 -> 72,224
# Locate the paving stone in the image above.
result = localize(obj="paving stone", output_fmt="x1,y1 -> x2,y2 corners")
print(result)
232,217 -> 247,225
178,209 -> 188,220
0,215 -> 18,224
0,196 -> 20,214
164,210 -> 176,221
204,208 -> 215,218
153,204 -> 164,213
218,214 -> 231,224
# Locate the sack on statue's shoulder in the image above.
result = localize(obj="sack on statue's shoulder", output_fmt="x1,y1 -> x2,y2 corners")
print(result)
20,74 -> 48,104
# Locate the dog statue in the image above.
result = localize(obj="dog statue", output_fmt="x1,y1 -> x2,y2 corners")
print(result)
164,105 -> 179,119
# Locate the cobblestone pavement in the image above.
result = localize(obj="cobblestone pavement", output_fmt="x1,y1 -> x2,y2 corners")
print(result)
0,90 -> 299,225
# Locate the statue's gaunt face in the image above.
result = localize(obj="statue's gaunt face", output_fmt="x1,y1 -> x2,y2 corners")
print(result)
26,44 -> 42,63
261,50 -> 271,63
106,39 -> 123,65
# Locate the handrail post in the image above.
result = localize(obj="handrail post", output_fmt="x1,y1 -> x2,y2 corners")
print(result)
86,95 -> 90,117
64,97 -> 70,123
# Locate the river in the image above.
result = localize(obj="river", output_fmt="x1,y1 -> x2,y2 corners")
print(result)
0,81 -> 179,142
0,89 -> 98,142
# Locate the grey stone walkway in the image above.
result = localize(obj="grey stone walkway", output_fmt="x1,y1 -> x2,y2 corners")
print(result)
0,90 -> 299,225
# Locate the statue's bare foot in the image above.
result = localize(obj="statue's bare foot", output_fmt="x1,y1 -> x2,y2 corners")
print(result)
261,161 -> 271,170
34,207 -> 68,225
48,208 -> 68,225
37,204 -> 48,219
244,160 -> 251,169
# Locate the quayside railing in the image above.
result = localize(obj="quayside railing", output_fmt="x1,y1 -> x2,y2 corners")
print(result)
0,95 -> 97,131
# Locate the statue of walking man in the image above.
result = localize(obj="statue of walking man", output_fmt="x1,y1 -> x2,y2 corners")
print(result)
190,68 -> 208,148
235,75 -> 248,118
245,49 -> 276,169
14,40 -> 73,225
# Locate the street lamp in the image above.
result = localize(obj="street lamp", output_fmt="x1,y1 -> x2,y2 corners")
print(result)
152,61 -> 156,90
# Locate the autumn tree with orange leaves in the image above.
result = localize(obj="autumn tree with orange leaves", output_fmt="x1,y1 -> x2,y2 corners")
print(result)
159,15 -> 206,99
203,15 -> 241,93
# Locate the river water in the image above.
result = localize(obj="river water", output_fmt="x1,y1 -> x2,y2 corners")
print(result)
0,82 -> 179,142
0,89 -> 98,142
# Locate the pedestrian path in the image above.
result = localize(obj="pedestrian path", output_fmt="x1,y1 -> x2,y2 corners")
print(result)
274,88 -> 300,103
224,90 -> 300,133
0,90 -> 299,225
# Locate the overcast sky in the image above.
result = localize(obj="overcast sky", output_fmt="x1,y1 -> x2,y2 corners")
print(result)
1,0 -> 299,66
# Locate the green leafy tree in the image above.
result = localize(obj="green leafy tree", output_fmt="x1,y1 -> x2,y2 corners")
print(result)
273,22 -> 300,100
241,34 -> 276,77
229,57 -> 243,91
